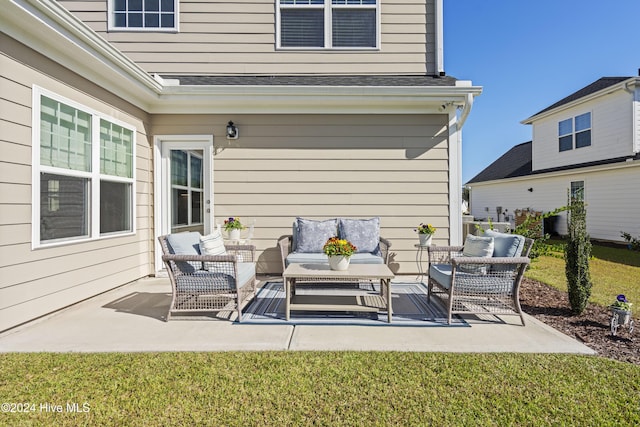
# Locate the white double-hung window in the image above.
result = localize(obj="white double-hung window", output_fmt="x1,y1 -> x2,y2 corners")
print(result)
33,87 -> 136,247
558,112 -> 591,152
278,0 -> 379,49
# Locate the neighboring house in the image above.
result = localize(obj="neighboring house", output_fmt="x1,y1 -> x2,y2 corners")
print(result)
467,76 -> 640,240
0,0 -> 481,331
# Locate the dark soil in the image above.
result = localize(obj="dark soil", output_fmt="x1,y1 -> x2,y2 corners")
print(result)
520,278 -> 639,365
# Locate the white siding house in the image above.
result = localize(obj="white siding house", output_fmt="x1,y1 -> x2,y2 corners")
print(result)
467,76 -> 640,243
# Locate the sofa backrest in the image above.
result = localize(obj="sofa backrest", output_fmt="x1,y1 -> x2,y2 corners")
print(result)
291,217 -> 381,255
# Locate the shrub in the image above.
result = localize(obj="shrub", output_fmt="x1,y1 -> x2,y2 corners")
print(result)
620,231 -> 640,251
565,200 -> 592,314
513,206 -> 567,259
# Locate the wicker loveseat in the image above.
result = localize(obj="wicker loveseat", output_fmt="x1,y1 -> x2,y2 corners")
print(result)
427,230 -> 533,325
158,232 -> 257,321
277,217 -> 391,272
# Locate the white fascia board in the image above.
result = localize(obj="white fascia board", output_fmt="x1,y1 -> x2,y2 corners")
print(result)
3,0 -> 162,110
154,85 -> 482,114
522,77 -> 639,124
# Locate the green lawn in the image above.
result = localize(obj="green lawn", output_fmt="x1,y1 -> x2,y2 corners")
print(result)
526,241 -> 640,308
1,352 -> 639,426
2,241 -> 639,426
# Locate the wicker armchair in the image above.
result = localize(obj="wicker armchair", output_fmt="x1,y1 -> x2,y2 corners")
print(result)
158,235 -> 257,321
427,236 -> 533,325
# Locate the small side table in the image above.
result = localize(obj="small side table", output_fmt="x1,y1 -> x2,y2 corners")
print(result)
415,244 -> 431,283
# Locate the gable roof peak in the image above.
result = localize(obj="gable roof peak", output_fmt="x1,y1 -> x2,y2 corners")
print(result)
523,76 -> 634,123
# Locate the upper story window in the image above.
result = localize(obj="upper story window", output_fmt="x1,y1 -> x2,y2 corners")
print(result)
558,112 -> 591,152
277,0 -> 379,49
34,87 -> 136,247
109,0 -> 178,31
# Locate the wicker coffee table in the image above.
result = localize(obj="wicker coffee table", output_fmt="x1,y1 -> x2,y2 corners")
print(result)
282,263 -> 395,323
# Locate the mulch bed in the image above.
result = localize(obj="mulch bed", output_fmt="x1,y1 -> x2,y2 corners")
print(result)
520,278 -> 639,365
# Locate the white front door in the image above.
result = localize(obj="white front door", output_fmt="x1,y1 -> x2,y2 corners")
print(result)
154,136 -> 214,272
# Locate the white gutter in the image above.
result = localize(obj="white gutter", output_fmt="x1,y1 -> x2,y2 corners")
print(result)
4,0 -> 162,110
456,92 -> 474,130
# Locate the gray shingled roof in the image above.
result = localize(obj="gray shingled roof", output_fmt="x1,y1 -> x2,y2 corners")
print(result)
529,77 -> 631,117
466,141 -> 532,184
466,141 -> 639,185
161,74 -> 458,87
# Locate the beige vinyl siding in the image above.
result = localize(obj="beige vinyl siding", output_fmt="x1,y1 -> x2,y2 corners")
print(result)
153,113 -> 450,274
59,0 -> 437,76
0,35 -> 153,332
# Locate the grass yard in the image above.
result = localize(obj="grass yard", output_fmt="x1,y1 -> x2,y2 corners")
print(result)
1,352 -> 639,426
526,240 -> 640,308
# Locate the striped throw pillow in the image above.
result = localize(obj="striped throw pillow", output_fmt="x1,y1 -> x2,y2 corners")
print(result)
199,230 -> 227,256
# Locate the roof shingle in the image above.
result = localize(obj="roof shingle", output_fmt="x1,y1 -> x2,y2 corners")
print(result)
161,74 -> 459,87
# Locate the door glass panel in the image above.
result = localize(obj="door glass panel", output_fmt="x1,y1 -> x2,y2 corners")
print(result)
170,149 -> 204,234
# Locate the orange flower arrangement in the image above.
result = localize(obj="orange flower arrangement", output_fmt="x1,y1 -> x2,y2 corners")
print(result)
323,237 -> 357,257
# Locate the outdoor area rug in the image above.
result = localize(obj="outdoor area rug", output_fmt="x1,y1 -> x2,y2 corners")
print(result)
239,281 -> 468,326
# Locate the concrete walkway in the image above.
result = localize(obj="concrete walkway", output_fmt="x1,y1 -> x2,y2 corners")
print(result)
0,277 -> 596,354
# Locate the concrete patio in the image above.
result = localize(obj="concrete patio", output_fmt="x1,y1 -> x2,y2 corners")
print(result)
0,277 -> 596,354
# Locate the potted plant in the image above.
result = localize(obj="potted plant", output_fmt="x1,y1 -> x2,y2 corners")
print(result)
323,237 -> 357,270
610,294 -> 632,323
223,217 -> 245,241
415,223 -> 436,246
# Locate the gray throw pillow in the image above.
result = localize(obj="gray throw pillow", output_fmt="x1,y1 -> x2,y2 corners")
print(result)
167,232 -> 202,273
338,217 -> 380,254
295,217 -> 338,253
459,235 -> 494,274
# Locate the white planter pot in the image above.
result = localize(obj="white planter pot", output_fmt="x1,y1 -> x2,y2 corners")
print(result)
613,308 -> 631,325
228,229 -> 241,241
418,234 -> 433,246
328,255 -> 350,271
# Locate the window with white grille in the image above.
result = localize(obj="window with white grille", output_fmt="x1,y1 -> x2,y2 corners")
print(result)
278,0 -> 378,49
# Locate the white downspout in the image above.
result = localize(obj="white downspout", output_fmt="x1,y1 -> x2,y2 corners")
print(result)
434,0 -> 445,74
449,92 -> 475,246
457,92 -> 474,130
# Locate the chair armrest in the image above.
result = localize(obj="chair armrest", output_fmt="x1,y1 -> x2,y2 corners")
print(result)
162,253 -> 238,263
451,256 -> 531,266
428,245 -> 464,253
278,235 -> 293,273
224,244 -> 256,263
427,246 -> 464,265
379,237 -> 391,265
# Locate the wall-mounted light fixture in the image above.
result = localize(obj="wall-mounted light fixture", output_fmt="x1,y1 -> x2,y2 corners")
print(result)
226,121 -> 238,140
527,187 -> 533,192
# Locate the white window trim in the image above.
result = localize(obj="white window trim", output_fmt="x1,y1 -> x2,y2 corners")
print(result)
107,0 -> 180,33
32,86 -> 137,249
276,0 -> 380,50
